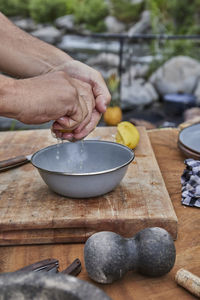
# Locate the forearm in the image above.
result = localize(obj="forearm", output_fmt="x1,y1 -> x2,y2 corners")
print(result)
0,74 -> 19,119
0,12 -> 72,78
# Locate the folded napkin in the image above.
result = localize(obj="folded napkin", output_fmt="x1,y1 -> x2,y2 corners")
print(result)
181,159 -> 200,208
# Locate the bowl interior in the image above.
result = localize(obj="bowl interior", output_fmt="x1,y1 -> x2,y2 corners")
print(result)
31,140 -> 134,174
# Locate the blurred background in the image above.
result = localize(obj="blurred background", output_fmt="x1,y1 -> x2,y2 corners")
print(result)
1,0 -> 200,131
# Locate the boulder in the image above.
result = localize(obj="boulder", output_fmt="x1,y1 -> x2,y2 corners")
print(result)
55,15 -> 75,32
31,26 -> 62,44
128,10 -> 151,36
87,53 -> 119,67
121,78 -> 159,109
57,34 -> 120,54
104,16 -> 126,33
122,64 -> 149,82
150,56 -> 200,96
12,17 -> 41,32
130,0 -> 144,4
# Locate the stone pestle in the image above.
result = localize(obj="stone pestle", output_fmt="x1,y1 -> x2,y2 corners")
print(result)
84,227 -> 176,284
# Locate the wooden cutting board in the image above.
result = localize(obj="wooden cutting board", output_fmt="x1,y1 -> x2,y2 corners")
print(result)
0,127 -> 178,245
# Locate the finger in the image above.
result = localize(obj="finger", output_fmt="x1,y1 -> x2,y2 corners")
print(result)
52,121 -> 66,130
64,61 -> 111,113
73,109 -> 102,140
74,94 -> 95,134
51,122 -> 74,140
52,129 -> 64,139
55,97 -> 88,130
60,132 -> 74,141
92,76 -> 111,113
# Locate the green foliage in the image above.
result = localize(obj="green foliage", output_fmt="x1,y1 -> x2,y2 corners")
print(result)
66,0 -> 108,32
29,0 -> 67,23
0,0 -> 30,17
146,0 -> 200,77
110,0 -> 144,23
147,0 -> 200,34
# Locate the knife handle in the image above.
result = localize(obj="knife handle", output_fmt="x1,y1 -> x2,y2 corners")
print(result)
0,155 -> 29,172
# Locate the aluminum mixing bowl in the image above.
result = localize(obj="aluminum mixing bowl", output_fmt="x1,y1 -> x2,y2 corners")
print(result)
31,140 -> 134,198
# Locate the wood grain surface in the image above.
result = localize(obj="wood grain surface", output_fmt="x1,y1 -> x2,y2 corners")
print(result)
0,128 -> 199,299
0,127 -> 177,245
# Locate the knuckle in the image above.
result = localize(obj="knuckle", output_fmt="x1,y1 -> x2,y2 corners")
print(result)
70,85 -> 78,99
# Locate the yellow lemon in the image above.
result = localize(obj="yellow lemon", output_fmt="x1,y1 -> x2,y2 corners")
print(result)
116,121 -> 140,149
103,106 -> 122,126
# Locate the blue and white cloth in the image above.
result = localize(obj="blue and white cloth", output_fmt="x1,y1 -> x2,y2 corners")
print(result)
181,159 -> 200,208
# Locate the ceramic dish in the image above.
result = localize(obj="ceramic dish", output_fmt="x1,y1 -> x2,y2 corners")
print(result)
178,123 -> 200,154
178,140 -> 200,160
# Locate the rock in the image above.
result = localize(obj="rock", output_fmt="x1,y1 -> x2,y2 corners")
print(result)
130,54 -> 162,64
57,34 -> 120,54
150,56 -> 200,96
122,64 -> 149,82
0,272 -> 111,300
128,10 -> 151,36
87,53 -> 119,67
31,26 -> 62,44
130,0 -> 144,4
12,17 -> 41,32
194,80 -> 200,105
84,228 -> 175,283
104,16 -> 126,33
55,14 -> 75,31
184,107 -> 200,121
121,78 -> 159,109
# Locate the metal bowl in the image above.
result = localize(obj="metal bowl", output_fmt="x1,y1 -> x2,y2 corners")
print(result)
31,140 -> 134,198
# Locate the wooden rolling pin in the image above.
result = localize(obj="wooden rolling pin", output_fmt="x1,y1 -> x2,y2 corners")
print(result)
175,268 -> 200,298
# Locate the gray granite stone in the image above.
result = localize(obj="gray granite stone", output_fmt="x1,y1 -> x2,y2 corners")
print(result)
150,56 -> 200,96
128,11 -> 151,36
84,227 -> 176,284
0,272 -> 112,299
104,16 -> 126,33
55,15 -> 75,31
31,26 -> 62,45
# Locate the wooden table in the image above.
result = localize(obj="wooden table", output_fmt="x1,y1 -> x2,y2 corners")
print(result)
0,127 -> 199,299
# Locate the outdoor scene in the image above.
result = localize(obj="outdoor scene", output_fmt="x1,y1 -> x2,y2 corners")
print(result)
1,0 -> 200,131
0,1 -> 200,300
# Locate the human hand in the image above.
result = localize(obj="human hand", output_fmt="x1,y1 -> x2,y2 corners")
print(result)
52,78 -> 98,140
2,71 -> 89,129
51,60 -> 111,140
54,60 -> 111,114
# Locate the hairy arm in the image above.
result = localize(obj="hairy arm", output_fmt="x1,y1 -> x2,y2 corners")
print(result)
0,12 -> 111,139
0,12 -> 72,78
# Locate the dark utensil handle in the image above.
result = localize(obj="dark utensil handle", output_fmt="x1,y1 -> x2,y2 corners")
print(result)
0,155 -> 29,171
15,258 -> 59,273
61,258 -> 82,276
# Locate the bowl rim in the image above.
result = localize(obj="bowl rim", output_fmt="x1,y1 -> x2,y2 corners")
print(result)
178,122 -> 200,154
31,140 -> 135,176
